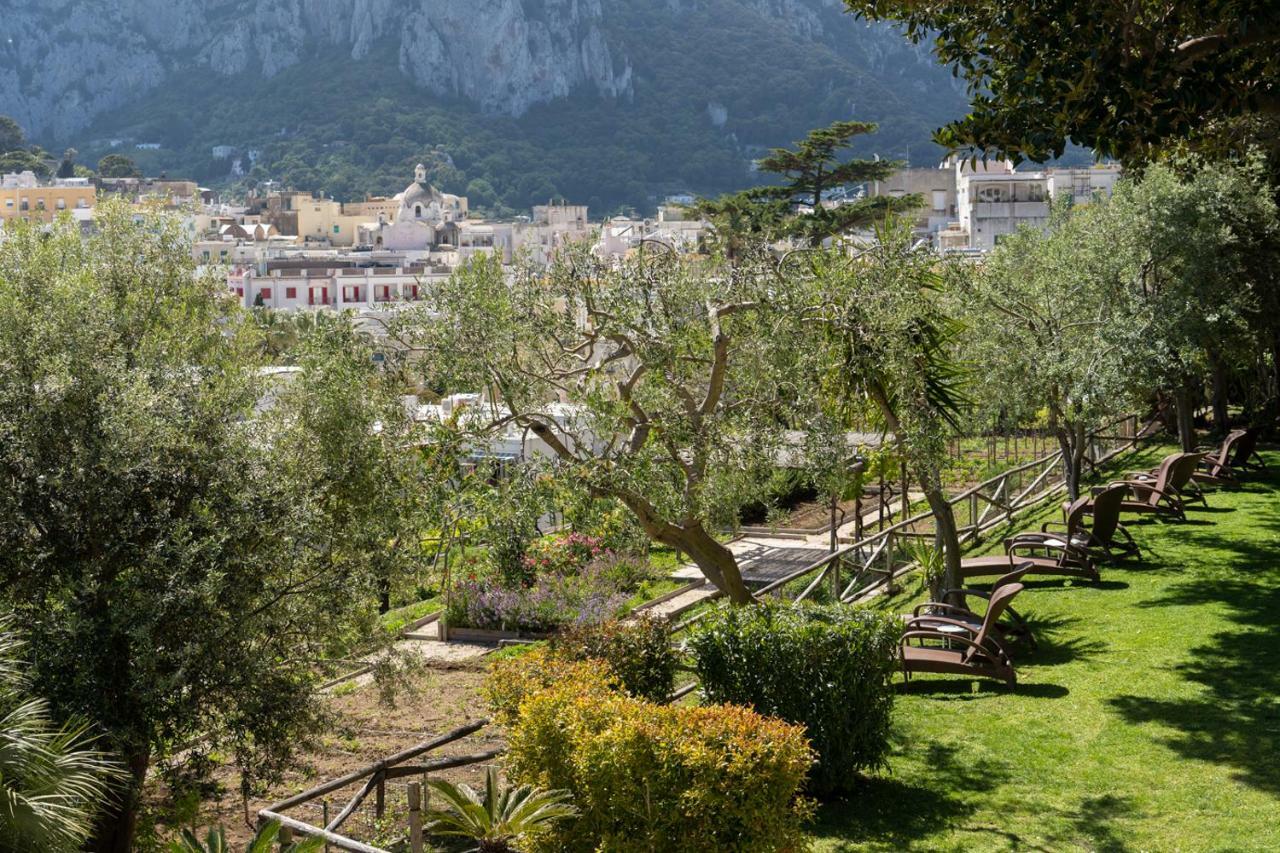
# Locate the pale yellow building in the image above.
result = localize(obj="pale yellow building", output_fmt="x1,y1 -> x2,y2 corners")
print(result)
294,197 -> 371,247
0,175 -> 95,224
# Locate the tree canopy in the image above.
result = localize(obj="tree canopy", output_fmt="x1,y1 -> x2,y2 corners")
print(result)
0,203 -> 399,851
849,0 -> 1280,167
400,247 -> 811,605
959,199 -> 1142,497
96,153 -> 141,178
694,120 -> 920,246
0,115 -> 25,153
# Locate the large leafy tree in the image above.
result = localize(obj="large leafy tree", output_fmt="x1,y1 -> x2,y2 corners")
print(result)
0,204 -> 390,851
694,120 -> 920,247
400,248 -> 808,605
273,314 -> 436,614
849,0 -> 1280,167
96,153 -> 142,178
959,199 -> 1142,498
0,618 -> 121,852
1103,160 -> 1279,445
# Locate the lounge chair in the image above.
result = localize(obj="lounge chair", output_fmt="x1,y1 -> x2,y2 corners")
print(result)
1111,451 -> 1205,520
1006,483 -> 1139,563
1194,426 -> 1264,481
957,531 -> 1098,582
1228,426 -> 1266,472
900,581 -> 1023,685
906,565 -> 1036,649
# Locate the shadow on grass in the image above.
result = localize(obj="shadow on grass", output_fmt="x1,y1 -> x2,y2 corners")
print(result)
1109,508 -> 1280,796
897,680 -> 1068,699
1021,615 -> 1107,666
1065,793 -> 1140,853
810,742 -> 1012,850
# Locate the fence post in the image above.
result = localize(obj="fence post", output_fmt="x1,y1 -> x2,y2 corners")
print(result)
321,801 -> 330,853
375,771 -> 385,819
900,458 -> 909,520
884,532 -> 895,592
968,492 -> 978,543
408,782 -> 424,853
278,826 -> 293,849
830,552 -> 841,600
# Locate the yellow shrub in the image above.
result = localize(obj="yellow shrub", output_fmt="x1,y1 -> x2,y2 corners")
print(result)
502,674 -> 814,852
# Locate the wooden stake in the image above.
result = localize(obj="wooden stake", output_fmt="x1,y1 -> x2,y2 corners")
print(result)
408,782 -> 423,853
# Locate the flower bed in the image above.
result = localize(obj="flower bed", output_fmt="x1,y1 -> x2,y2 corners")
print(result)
445,535 -> 661,634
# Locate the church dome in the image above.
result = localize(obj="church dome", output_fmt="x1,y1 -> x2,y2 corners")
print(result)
398,163 -> 444,221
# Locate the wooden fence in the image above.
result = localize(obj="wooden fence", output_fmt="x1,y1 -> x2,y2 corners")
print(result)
672,414 -> 1147,638
257,720 -> 502,853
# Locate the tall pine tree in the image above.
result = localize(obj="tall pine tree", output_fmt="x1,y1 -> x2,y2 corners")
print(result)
694,120 -> 920,247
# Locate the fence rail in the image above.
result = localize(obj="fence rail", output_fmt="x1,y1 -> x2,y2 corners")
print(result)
817,414 -> 1145,603
257,720 -> 502,853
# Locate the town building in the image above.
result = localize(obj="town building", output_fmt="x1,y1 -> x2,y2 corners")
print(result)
0,173 -> 95,225
866,159 -> 1123,252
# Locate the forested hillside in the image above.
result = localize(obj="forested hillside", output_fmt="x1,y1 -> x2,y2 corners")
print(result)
17,0 -> 966,213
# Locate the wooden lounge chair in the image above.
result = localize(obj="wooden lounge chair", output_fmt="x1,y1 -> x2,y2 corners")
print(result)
1007,483 -> 1139,563
1228,426 -> 1266,472
900,581 -> 1023,685
1194,426 -> 1264,481
1110,451 -> 1205,520
957,531 -> 1098,582
907,565 -> 1036,649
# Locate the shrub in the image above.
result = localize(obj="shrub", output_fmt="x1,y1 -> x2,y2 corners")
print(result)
501,672 -> 813,852
582,551 -> 659,591
523,532 -> 610,576
486,648 -> 616,726
685,602 -> 900,797
550,615 -> 677,701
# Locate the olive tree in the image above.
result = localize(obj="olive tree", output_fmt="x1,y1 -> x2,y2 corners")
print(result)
960,199 -> 1142,498
0,204 -> 393,851
810,220 -> 969,596
399,247 -> 807,605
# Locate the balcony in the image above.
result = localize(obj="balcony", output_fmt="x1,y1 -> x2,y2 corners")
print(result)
972,201 -> 1049,219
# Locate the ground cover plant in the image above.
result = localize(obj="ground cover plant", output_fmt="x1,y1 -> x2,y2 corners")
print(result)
445,534 -> 665,634
807,445 -> 1280,850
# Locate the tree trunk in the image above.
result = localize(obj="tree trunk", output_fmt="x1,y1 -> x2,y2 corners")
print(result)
1173,381 -> 1197,451
673,522 -> 753,605
1209,353 -> 1230,436
829,492 -> 839,553
378,575 -> 391,615
1056,425 -> 1083,500
90,748 -> 150,853
921,481 -> 961,601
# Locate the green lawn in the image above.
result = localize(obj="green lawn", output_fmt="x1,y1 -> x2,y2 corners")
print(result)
809,446 -> 1280,851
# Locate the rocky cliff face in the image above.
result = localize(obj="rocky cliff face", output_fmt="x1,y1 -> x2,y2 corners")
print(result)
0,0 -> 633,140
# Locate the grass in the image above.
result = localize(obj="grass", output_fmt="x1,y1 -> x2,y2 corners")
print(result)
807,444 -> 1280,851
377,596 -> 442,634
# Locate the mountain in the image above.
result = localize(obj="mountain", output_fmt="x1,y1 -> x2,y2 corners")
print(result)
0,0 -> 968,213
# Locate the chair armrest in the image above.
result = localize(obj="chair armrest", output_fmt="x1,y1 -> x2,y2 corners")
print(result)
911,602 -> 978,619
900,630 -> 1010,665
940,587 -> 994,602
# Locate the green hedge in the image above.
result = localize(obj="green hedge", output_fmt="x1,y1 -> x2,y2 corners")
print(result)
686,603 -> 900,797
496,661 -> 814,852
549,615 -> 677,701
